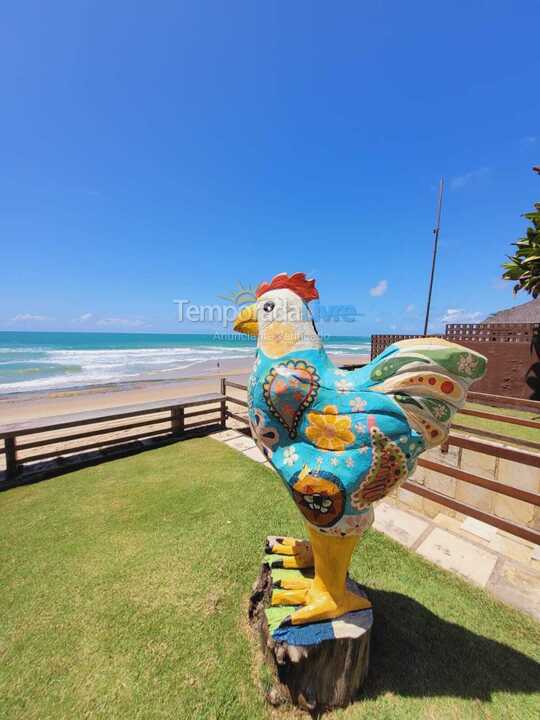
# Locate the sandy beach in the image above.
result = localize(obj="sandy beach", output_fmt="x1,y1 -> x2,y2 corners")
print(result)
0,354 -> 369,424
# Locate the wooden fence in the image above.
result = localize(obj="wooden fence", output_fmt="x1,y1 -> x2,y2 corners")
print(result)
1,377 -> 539,547
370,324 -> 539,357
370,323 -> 540,400
0,393 -> 226,483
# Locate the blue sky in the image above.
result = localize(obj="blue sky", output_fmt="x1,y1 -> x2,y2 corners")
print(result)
1,1 -> 539,336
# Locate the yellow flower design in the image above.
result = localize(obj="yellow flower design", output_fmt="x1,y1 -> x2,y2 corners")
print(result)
306,405 -> 355,451
261,322 -> 300,358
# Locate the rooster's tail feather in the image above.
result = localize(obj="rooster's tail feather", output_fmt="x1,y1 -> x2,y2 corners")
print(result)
369,338 -> 487,447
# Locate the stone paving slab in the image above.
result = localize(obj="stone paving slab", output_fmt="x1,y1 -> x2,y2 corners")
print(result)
489,533 -> 536,566
226,417 -> 249,429
225,435 -> 256,451
487,560 -> 540,619
417,527 -> 498,587
212,429 -> 243,442
462,517 -> 498,542
432,513 -> 463,533
243,446 -> 267,463
373,503 -> 429,548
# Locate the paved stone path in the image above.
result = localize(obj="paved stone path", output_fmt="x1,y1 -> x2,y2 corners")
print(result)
212,424 -> 540,622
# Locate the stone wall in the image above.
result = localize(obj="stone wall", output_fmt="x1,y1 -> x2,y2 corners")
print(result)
390,442 -> 540,532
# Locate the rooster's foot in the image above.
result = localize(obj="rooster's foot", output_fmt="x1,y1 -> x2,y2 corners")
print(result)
266,536 -> 313,569
278,576 -> 312,591
284,589 -> 371,625
271,587 -> 309,606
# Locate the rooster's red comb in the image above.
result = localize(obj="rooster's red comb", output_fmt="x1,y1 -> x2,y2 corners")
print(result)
255,272 -> 319,302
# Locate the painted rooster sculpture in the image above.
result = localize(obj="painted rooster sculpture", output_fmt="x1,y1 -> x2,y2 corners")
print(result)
233,273 -> 487,626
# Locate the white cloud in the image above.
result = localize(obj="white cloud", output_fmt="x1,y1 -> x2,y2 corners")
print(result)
450,167 -> 490,190
405,303 -> 415,313
95,317 -> 147,328
441,308 -> 483,323
8,313 -> 51,324
370,279 -> 388,297
72,313 -> 94,325
70,313 -> 148,329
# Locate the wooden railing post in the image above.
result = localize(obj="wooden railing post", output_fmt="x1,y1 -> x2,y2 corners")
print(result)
220,400 -> 227,429
220,378 -> 227,429
171,406 -> 185,436
4,437 -> 18,480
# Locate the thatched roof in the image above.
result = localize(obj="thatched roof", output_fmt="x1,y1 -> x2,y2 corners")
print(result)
484,296 -> 540,323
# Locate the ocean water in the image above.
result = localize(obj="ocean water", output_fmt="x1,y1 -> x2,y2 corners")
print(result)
0,332 -> 371,395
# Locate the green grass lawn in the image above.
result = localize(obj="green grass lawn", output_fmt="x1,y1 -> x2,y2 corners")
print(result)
455,401 -> 540,445
1,438 -> 539,720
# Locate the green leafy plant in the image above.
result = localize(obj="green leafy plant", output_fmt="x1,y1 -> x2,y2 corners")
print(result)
502,201 -> 540,298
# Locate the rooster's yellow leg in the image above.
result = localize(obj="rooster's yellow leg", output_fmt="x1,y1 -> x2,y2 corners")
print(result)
287,526 -> 371,625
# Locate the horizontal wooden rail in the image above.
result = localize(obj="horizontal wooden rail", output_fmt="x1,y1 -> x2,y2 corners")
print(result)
226,410 -> 250,425
450,424 -> 540,451
447,434 -> 540,468
458,407 -> 540,429
225,380 -> 249,391
224,395 -> 249,408
184,407 -> 220,419
417,458 -> 540,506
402,481 -> 540,545
467,391 -> 540,413
184,419 -> 221,432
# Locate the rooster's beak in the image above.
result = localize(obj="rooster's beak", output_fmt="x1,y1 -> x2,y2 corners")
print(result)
233,303 -> 258,336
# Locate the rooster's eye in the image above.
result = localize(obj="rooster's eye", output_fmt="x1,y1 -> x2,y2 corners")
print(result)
263,301 -> 275,312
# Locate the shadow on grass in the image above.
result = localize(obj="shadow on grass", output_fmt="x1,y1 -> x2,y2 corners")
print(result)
0,424 -> 247,491
362,589 -> 540,702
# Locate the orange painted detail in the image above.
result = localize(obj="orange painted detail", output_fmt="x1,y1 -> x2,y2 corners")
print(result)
291,469 -> 345,528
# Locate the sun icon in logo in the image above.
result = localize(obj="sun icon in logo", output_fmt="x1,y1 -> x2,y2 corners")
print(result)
218,281 -> 257,307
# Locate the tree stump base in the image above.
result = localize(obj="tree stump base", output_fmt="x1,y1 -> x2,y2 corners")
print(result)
248,540 -> 373,713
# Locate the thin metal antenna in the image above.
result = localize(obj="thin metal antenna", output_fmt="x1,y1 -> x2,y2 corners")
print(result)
423,177 -> 445,336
